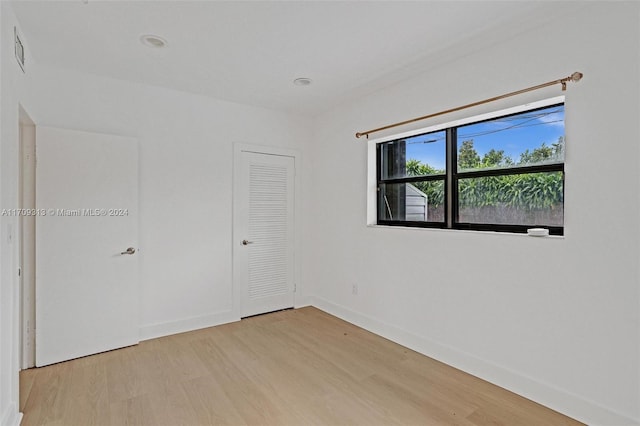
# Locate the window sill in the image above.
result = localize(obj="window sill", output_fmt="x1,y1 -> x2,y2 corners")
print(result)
366,223 -> 565,239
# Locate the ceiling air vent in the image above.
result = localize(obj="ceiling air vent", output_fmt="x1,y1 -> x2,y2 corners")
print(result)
14,27 -> 25,73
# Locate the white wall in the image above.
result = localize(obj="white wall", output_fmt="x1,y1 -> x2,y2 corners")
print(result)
24,63 -> 313,340
308,4 -> 639,426
0,3 -> 34,425
0,3 -> 313,422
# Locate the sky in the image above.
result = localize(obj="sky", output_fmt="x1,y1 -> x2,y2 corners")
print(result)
404,105 -> 565,171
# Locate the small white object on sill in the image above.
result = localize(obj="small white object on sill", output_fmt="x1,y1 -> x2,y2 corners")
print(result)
527,228 -> 549,237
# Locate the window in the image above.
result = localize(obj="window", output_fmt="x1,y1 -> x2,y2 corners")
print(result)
376,101 -> 565,235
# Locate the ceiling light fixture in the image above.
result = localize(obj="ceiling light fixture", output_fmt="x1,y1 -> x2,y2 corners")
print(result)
140,34 -> 167,48
293,77 -> 312,86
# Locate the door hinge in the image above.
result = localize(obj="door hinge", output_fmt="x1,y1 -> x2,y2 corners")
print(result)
18,268 -> 21,277
294,282 -> 297,292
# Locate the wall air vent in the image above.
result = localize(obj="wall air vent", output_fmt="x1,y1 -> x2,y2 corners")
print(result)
14,27 -> 25,73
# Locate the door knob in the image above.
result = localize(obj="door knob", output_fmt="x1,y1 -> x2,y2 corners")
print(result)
121,247 -> 136,255
242,240 -> 254,246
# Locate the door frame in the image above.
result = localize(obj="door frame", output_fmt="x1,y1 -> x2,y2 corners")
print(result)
18,105 -> 36,369
232,143 -> 302,319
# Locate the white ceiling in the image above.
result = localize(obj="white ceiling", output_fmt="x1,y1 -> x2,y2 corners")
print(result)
11,1 -> 566,116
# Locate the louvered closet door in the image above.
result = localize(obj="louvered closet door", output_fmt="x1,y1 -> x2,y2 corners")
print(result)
236,151 -> 295,317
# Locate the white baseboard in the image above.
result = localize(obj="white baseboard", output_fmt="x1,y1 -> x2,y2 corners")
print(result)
294,295 -> 313,309
309,296 -> 639,426
1,403 -> 22,426
139,297 -> 313,342
139,310 -> 238,341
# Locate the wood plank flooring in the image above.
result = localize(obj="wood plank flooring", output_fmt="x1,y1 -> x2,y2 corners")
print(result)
20,306 -> 583,426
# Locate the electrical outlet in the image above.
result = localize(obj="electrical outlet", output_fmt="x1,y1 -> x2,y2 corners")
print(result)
352,284 -> 358,295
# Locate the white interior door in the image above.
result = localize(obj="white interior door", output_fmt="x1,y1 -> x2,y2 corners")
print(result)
35,126 -> 139,367
234,150 -> 295,317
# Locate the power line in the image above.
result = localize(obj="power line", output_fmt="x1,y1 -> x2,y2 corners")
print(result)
459,119 -> 564,140
406,110 -> 563,145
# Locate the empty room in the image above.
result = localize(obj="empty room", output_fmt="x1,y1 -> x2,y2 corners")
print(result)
0,1 -> 639,425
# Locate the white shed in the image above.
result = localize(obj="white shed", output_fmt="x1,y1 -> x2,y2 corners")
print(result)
406,184 -> 428,221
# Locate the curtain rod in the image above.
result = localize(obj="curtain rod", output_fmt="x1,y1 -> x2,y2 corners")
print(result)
355,71 -> 583,139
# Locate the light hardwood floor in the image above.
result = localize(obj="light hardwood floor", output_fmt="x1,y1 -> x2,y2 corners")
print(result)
20,306 -> 583,426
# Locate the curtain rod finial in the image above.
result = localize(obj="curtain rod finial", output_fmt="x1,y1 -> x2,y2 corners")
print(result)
355,132 -> 364,139
561,71 -> 583,91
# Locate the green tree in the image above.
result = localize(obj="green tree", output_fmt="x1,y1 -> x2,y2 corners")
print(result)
406,159 -> 442,176
458,140 -> 480,169
403,136 -> 565,213
552,136 -> 564,158
407,159 -> 444,208
412,180 -> 445,208
519,137 -> 564,165
481,149 -> 514,168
